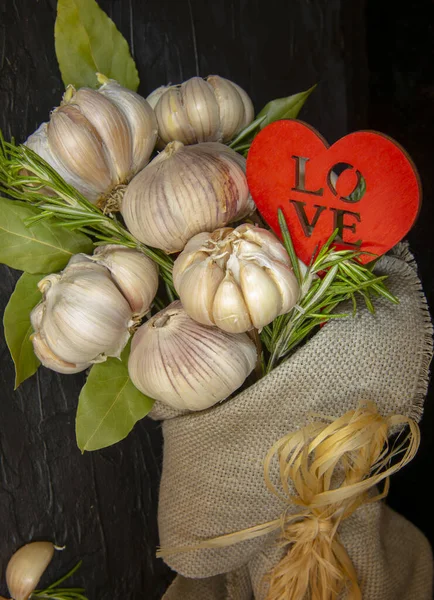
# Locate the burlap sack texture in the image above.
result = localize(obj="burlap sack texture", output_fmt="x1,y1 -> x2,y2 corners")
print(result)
150,244 -> 433,600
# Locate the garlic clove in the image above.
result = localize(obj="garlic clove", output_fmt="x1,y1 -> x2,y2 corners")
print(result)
30,302 -> 45,332
128,301 -> 257,411
236,238 -> 273,265
206,75 -> 246,142
172,249 -> 209,291
92,245 -> 159,317
98,77 -> 158,174
240,224 -> 291,266
239,260 -> 283,330
25,123 -> 100,202
231,81 -> 255,127
31,332 -> 91,374
146,85 -> 169,109
176,259 -> 225,326
212,271 -> 252,333
181,77 -> 220,143
266,261 -> 301,314
67,87 -> 132,184
6,541 -> 55,600
48,105 -> 112,195
155,86 -> 197,146
181,231 -> 215,254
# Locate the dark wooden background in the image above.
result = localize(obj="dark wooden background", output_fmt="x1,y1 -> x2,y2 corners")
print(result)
0,1 -> 432,598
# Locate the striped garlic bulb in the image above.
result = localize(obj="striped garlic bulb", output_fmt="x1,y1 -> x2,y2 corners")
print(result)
121,141 -> 254,253
173,224 -> 301,333
30,256 -> 134,373
128,301 -> 257,411
25,76 -> 157,205
147,75 -> 254,147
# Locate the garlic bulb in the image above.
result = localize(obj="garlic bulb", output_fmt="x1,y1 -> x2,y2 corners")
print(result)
31,257 -> 134,373
147,75 -> 254,146
173,224 -> 300,333
25,77 -> 157,204
6,541 -> 54,600
128,301 -> 257,411
92,245 -> 159,317
121,141 -> 254,253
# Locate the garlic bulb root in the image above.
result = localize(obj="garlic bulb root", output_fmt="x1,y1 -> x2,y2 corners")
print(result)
128,301 -> 257,411
25,79 -> 157,206
121,141 -> 254,253
96,183 -> 127,214
6,541 -> 55,600
147,75 -> 254,147
173,224 -> 301,333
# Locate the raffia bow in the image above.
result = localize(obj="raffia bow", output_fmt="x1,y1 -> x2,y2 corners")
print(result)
157,402 -> 420,600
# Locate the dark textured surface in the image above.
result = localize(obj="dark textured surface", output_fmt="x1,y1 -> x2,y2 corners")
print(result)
0,1 -> 431,599
366,0 -> 434,561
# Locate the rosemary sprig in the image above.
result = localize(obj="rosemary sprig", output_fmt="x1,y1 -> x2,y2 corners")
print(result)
263,210 -> 399,373
278,208 -> 302,286
0,134 -> 175,291
31,561 -> 88,600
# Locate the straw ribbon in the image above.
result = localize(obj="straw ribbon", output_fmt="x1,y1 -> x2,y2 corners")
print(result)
157,402 -> 420,600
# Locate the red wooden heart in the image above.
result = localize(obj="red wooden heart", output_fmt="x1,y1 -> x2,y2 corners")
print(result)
246,120 -> 421,264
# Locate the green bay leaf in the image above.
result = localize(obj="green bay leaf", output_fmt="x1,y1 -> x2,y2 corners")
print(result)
76,343 -> 155,452
0,198 -> 93,273
230,85 -> 317,153
3,272 -> 44,389
256,84 -> 317,128
55,0 -> 140,91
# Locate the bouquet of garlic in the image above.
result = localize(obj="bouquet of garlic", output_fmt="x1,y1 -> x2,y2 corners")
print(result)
1,2 -> 432,598
0,64 -> 403,439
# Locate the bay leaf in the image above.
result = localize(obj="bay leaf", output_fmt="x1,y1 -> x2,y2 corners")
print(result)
3,272 -> 44,389
0,198 -> 93,273
256,84 -> 317,128
55,0 -> 140,91
230,85 -> 316,153
76,343 -> 155,452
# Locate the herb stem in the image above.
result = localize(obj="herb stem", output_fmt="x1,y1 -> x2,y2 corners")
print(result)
262,217 -> 398,372
0,136 -> 176,293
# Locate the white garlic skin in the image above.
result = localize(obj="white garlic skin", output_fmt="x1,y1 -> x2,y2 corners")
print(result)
147,75 -> 254,146
6,541 -> 54,600
31,331 -> 92,374
92,245 -> 159,317
145,85 -> 167,110
97,76 -> 158,174
128,300 -> 257,411
25,80 -> 157,204
173,224 -> 301,333
31,257 -> 134,373
121,141 -> 254,253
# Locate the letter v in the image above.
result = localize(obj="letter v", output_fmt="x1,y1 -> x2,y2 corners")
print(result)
289,200 -> 327,237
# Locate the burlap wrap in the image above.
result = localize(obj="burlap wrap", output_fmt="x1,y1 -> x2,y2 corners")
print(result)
150,244 -> 433,600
